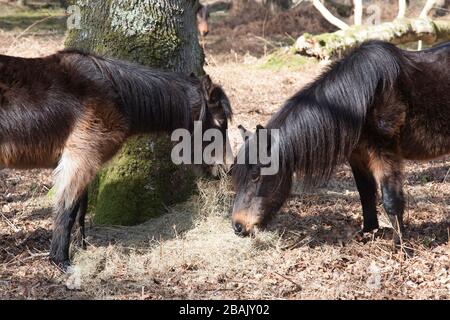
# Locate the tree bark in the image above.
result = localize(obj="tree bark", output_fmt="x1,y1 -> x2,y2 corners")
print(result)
295,18 -> 450,59
59,0 -> 68,9
65,0 -> 203,225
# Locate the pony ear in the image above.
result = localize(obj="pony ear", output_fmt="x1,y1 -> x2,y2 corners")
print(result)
209,86 -> 232,121
202,77 -> 233,134
201,74 -> 213,94
255,124 -> 273,156
238,125 -> 252,141
196,3 -> 205,14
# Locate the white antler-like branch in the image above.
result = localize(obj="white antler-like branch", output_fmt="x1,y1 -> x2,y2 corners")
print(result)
311,0 -> 350,30
354,0 -> 363,25
397,0 -> 407,19
420,0 -> 437,19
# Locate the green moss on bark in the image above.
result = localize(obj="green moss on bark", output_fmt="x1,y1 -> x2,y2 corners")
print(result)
296,19 -> 450,59
89,136 -> 196,226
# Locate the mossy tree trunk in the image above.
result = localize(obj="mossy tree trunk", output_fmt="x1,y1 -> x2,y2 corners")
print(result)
65,0 -> 203,225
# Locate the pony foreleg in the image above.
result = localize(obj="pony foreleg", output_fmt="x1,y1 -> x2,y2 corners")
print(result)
75,191 -> 88,250
48,106 -> 126,269
50,150 -> 100,269
349,157 -> 379,232
50,195 -> 83,269
379,164 -> 405,246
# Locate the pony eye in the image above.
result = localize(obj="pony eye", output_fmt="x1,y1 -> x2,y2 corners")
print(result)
251,168 -> 260,182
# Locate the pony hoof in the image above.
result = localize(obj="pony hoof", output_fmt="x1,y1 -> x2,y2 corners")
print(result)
73,231 -> 87,250
392,235 -> 413,258
393,241 -> 414,258
50,256 -> 71,272
362,224 -> 379,233
354,230 -> 364,240
354,230 -> 372,243
56,260 -> 71,272
74,239 -> 87,250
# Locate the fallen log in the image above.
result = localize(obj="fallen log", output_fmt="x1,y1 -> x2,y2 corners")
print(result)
295,18 -> 450,59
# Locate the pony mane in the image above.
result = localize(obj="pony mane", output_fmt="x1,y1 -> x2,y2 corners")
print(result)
61,50 -> 205,134
234,41 -> 408,191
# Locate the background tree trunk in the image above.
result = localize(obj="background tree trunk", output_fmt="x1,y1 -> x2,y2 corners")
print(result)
65,0 -> 203,225
59,0 -> 68,9
263,0 -> 292,11
323,0 -> 353,17
232,0 -> 292,12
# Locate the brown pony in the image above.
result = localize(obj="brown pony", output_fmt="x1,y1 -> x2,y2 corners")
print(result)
0,50 -> 232,269
197,4 -> 210,37
232,41 -> 449,246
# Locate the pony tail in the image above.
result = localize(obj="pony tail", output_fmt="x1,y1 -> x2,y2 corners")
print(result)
271,41 -> 404,191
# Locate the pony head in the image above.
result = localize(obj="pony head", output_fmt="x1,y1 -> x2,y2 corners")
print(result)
189,74 -> 233,176
196,4 -> 209,37
231,124 -> 291,236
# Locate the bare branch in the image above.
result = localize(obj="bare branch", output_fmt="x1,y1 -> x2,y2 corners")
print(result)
397,0 -> 407,19
354,0 -> 363,26
311,0 -> 350,30
420,0 -> 438,19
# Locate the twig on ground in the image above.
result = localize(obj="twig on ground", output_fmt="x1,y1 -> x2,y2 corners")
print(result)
7,15 -> 58,53
20,251 -> 49,263
1,211 -> 20,232
270,271 -> 302,291
443,168 -> 449,183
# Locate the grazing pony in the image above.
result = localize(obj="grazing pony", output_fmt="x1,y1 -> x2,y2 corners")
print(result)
197,4 -> 210,37
232,40 -> 449,245
0,50 -> 232,268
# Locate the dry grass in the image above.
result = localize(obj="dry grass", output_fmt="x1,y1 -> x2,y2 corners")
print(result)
0,3 -> 449,300
67,177 -> 284,299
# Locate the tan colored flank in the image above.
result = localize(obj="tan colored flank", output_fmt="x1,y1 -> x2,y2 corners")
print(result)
53,100 -> 128,212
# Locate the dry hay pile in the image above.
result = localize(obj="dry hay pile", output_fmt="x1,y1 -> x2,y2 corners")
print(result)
67,176 -> 283,299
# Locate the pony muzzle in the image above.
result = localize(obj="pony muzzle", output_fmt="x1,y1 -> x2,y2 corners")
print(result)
231,209 -> 260,237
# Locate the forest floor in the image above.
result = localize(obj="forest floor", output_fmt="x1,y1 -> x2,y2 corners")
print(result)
0,2 -> 449,299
